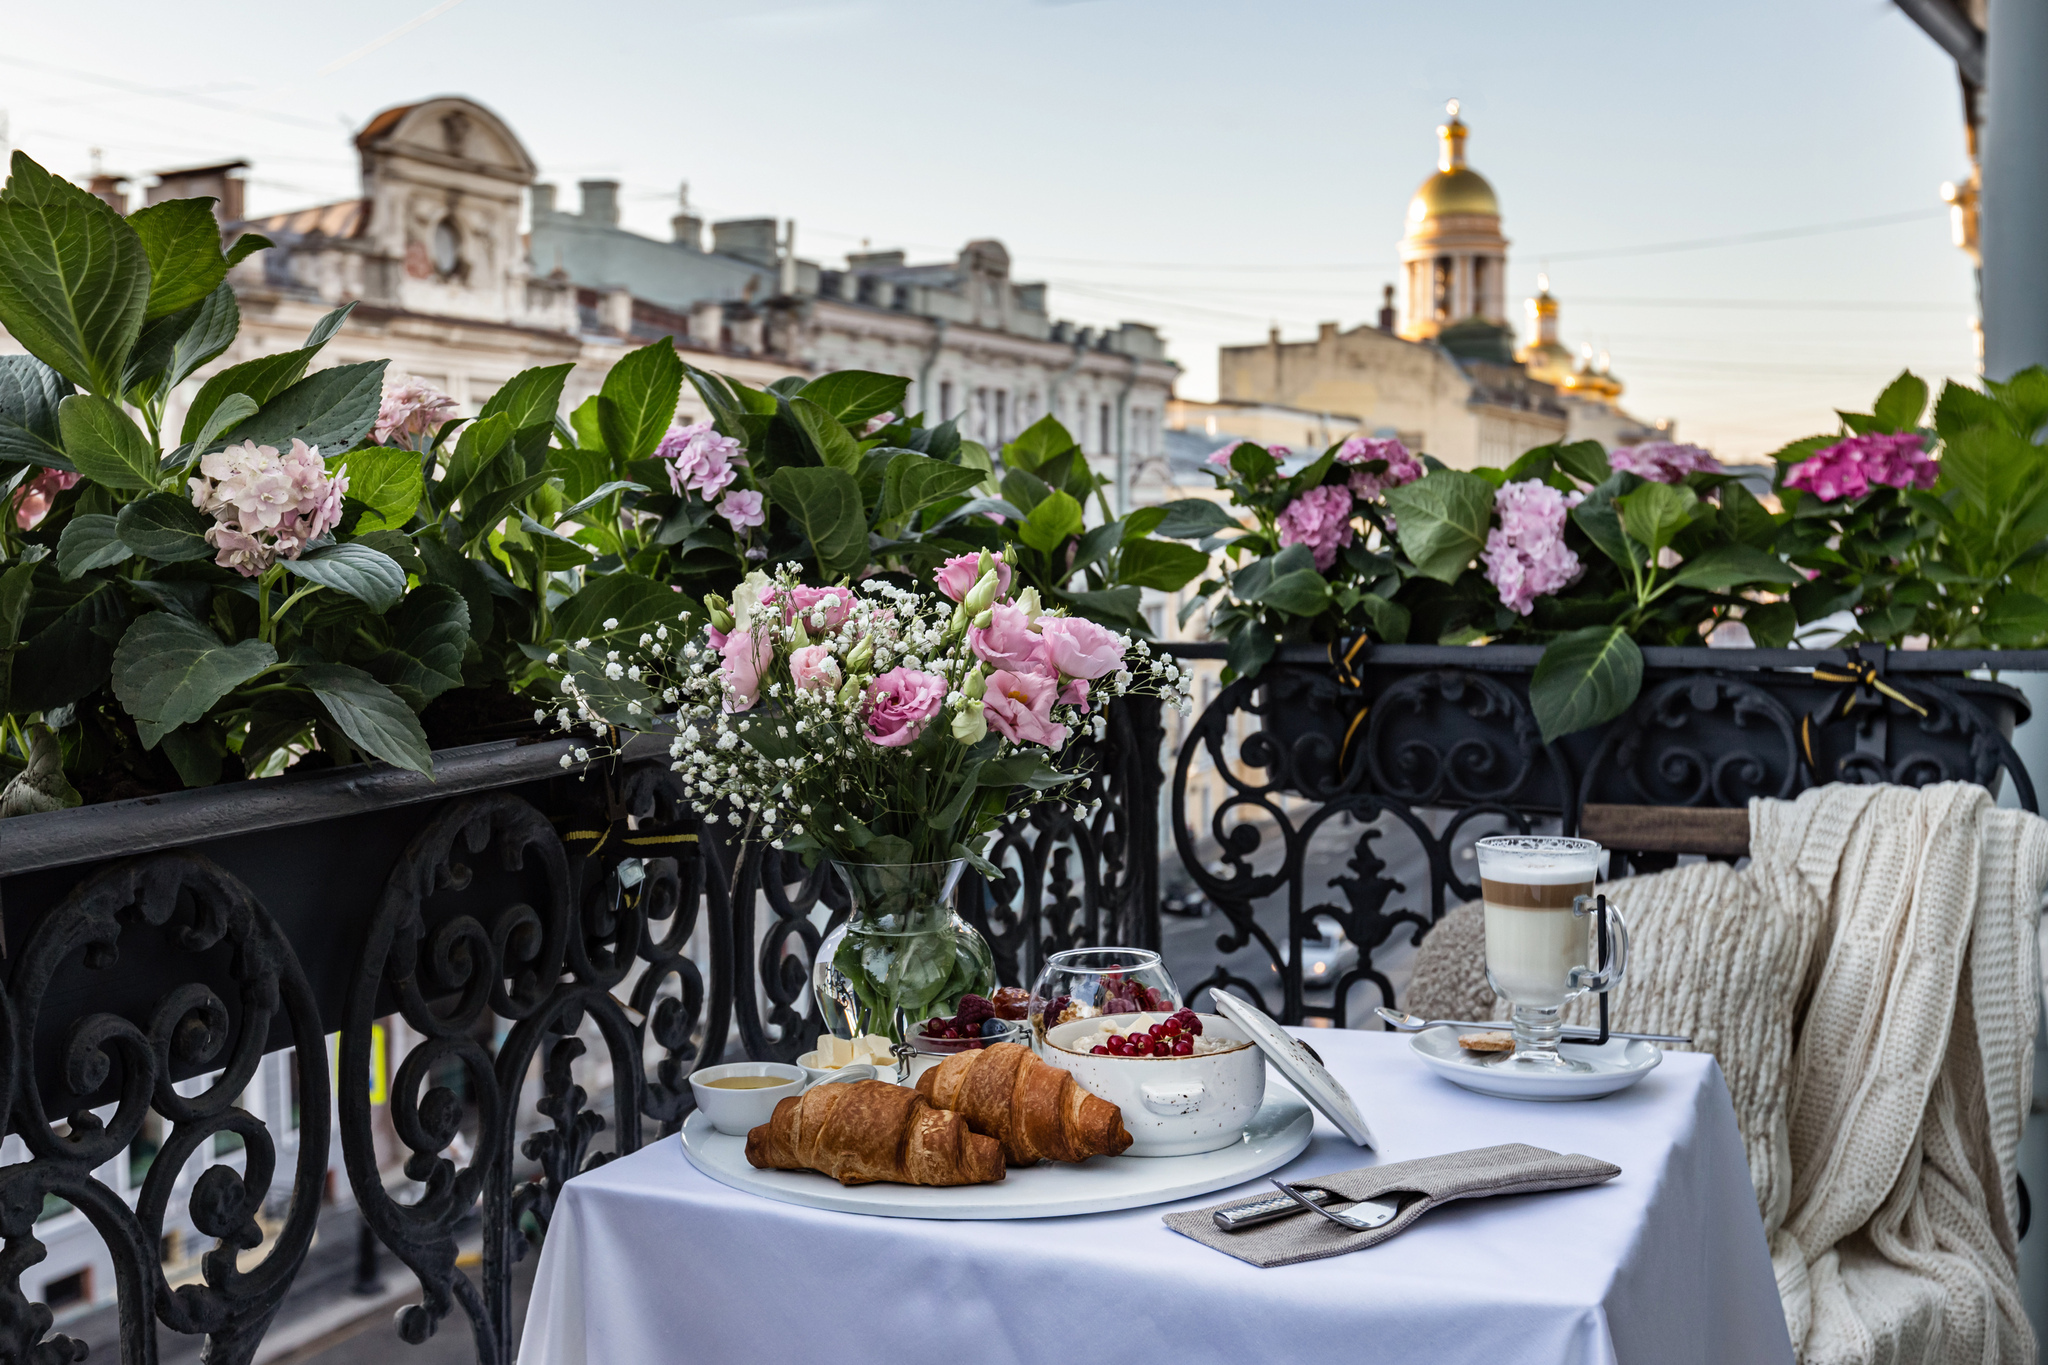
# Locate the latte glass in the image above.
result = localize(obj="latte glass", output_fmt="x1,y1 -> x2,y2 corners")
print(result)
1474,835 -> 1628,1073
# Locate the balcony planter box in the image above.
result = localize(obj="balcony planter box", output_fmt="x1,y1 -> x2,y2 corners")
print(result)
1212,643 -> 2041,817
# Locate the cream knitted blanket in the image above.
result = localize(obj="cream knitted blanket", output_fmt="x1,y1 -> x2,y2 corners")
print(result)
1405,782 -> 2048,1365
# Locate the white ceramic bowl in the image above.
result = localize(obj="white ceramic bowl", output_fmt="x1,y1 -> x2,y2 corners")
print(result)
1042,1013 -> 1264,1156
796,1052 -> 892,1086
687,1061 -> 807,1136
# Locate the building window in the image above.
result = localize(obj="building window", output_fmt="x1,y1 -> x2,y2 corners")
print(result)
939,381 -> 953,419
1471,258 -> 1488,318
431,217 -> 461,277
975,388 -> 990,443
42,1269 -> 90,1312
1099,403 -> 1111,453
995,391 -> 1008,445
1432,257 -> 1452,321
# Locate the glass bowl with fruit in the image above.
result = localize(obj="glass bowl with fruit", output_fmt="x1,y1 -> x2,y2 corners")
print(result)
1028,948 -> 1181,1047
898,994 -> 1029,1085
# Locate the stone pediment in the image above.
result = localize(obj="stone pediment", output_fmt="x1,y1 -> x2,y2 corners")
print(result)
355,96 -> 536,186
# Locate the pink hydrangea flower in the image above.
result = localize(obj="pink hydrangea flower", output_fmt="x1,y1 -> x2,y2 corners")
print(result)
187,439 -> 348,577
1784,432 -> 1936,503
968,602 -> 1048,674
717,488 -> 765,530
12,468 -> 78,530
983,668 -> 1069,748
1608,442 -> 1722,484
1037,616 -> 1123,680
1204,444 -> 1240,470
660,421 -> 744,499
1275,483 -> 1355,572
374,377 -> 458,446
864,667 -> 947,747
1482,479 -> 1583,616
936,553 -> 1012,603
788,644 -> 842,694
1336,437 -> 1423,499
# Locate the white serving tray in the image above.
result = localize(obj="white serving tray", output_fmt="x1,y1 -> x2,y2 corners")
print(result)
1409,1026 -> 1662,1101
678,1092 -> 1313,1219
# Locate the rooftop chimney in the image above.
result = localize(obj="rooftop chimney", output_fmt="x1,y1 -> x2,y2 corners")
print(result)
145,161 -> 248,224
671,181 -> 703,250
1378,284 -> 1396,333
531,183 -> 557,216
579,180 -> 620,226
713,218 -> 779,269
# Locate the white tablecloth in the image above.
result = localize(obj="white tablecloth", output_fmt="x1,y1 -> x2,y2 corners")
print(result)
517,1029 -> 1792,1365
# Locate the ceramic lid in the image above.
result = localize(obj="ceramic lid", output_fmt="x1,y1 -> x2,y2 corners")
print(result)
1208,987 -> 1376,1149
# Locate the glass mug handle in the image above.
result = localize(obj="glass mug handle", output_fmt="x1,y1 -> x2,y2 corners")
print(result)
1568,895 -> 1629,993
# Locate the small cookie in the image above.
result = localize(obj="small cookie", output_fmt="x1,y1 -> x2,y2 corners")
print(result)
1458,1030 -> 1514,1052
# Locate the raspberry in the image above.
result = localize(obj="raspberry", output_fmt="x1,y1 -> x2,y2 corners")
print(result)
954,994 -> 996,1029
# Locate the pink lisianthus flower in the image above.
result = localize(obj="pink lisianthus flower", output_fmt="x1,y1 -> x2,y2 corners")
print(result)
1037,616 -> 1123,680
1335,437 -> 1423,499
783,584 -> 854,632
374,376 -> 458,446
936,552 -> 1013,603
863,667 -> 947,747
717,627 -> 772,712
1608,442 -> 1722,484
1060,678 -> 1090,712
789,643 -> 843,695
1481,479 -> 1583,616
1784,432 -> 1936,503
1275,483 -> 1356,572
982,668 -> 1070,748
12,468 -> 79,530
659,420 -> 745,500
968,602 -> 1048,674
717,488 -> 765,530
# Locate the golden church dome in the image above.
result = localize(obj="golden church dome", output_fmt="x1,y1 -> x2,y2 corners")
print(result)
1522,341 -> 1575,385
1407,100 -> 1499,222
1409,169 -> 1500,222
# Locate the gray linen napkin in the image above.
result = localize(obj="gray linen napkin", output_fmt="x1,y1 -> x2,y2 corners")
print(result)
1163,1143 -> 1620,1267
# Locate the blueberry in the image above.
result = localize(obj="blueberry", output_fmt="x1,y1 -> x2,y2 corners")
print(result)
980,1018 -> 1006,1038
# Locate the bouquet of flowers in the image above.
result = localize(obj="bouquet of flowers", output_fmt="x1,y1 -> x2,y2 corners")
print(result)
555,551 -> 1189,1039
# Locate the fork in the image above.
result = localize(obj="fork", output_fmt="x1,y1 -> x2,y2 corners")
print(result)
1269,1179 -> 1403,1231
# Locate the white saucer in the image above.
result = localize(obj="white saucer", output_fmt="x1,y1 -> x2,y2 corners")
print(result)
678,1092 -> 1313,1218
1409,1026 -> 1661,1101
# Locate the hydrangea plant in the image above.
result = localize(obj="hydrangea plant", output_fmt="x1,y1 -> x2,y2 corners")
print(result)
1205,368 -> 2048,744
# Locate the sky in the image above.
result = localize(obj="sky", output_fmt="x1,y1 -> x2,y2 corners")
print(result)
0,0 -> 1982,460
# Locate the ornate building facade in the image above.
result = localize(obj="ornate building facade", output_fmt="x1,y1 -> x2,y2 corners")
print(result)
1208,102 -> 1667,469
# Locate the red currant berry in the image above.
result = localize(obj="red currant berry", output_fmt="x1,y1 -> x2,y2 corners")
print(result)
1107,1037 -> 1128,1056
1186,1019 -> 1203,1035
1092,1045 -> 1110,1055
1149,1024 -> 1168,1039
1172,1037 -> 1194,1056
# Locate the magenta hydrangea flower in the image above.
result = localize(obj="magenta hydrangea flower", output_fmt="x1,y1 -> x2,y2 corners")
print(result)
1337,436 -> 1423,498
1275,483 -> 1355,571
1205,443 -> 1240,470
1608,442 -> 1721,484
717,488 -> 765,530
659,420 -> 745,499
1783,432 -> 1937,503
1482,479 -> 1583,616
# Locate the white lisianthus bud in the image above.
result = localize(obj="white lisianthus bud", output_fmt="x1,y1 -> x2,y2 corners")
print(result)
963,568 -> 1001,616
961,664 -> 986,700
1016,586 -> 1042,619
971,608 -> 993,630
952,703 -> 988,744
844,637 -> 874,671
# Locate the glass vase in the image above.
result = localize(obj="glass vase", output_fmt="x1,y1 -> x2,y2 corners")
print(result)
811,860 -> 996,1046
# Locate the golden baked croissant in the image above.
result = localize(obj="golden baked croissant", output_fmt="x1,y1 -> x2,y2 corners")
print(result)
916,1042 -> 1133,1164
744,1080 -> 1005,1187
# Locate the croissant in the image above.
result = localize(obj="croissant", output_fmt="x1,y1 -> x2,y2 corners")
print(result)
916,1042 -> 1132,1164
745,1080 -> 1005,1187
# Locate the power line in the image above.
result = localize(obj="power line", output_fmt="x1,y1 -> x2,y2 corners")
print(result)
319,0 -> 471,75
0,54 -> 339,132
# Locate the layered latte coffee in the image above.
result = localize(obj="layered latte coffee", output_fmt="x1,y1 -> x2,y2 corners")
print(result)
1480,869 -> 1595,1008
